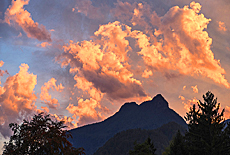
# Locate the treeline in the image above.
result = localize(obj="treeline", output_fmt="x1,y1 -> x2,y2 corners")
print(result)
163,91 -> 230,155
94,122 -> 186,155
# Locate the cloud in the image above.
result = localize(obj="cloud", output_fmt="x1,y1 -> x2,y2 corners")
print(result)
191,85 -> 198,93
52,114 -> 77,129
218,21 -> 227,31
180,97 -> 198,112
38,42 -> 52,48
66,98 -> 108,126
179,95 -> 185,101
0,63 -> 37,138
73,0 -> 106,19
129,1 -> 229,88
4,0 -> 51,42
40,78 -> 64,109
183,86 -> 186,90
0,61 -> 4,68
57,21 -> 147,100
0,61 -> 9,79
225,106 -> 230,119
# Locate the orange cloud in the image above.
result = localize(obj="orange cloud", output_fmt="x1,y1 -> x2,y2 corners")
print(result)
225,106 -> 230,119
191,85 -> 198,93
40,78 -> 64,109
52,114 -> 77,129
38,42 -> 52,48
0,61 -> 4,67
142,69 -> 153,78
57,21 -> 147,100
183,86 -> 186,90
66,98 -> 108,126
0,63 -> 37,138
179,95 -> 185,101
182,97 -> 198,112
5,0 -> 51,42
0,61 -> 8,78
218,21 -> 227,31
130,1 -> 229,88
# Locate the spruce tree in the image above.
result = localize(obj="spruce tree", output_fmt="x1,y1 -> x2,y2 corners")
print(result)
129,137 -> 156,155
184,91 -> 226,155
167,130 -> 188,155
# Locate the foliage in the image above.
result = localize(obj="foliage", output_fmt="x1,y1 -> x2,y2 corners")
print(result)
3,112 -> 85,155
129,137 -> 156,155
184,91 -> 227,155
162,130 -> 187,155
164,91 -> 230,155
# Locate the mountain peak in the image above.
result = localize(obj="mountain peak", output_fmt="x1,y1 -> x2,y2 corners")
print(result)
140,94 -> 169,108
153,94 -> 164,99
70,93 -> 186,155
119,102 -> 138,112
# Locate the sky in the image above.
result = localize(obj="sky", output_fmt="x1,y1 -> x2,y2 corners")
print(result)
1,0 -> 230,152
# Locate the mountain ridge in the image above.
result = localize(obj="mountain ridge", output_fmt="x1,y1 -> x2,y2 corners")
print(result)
69,94 -> 187,154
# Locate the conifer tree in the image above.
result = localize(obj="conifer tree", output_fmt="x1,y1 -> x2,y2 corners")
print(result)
167,130 -> 188,155
184,91 -> 226,155
129,137 -> 156,155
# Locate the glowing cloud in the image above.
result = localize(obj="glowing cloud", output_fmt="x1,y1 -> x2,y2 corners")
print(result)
57,21 -> 147,100
66,98 -> 107,126
218,21 -> 227,31
40,78 -> 64,109
225,106 -> 230,119
52,114 -> 77,129
0,64 -> 37,138
191,85 -> 198,93
130,1 -> 229,88
179,95 -> 185,101
183,86 -> 186,90
0,61 -> 9,78
0,61 -> 4,67
5,0 -> 52,42
182,97 -> 198,112
38,42 -> 52,48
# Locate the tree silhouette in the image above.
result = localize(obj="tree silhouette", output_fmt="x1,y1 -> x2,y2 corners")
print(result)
129,137 -> 156,155
163,130 -> 188,155
184,91 -> 227,155
3,112 -> 85,155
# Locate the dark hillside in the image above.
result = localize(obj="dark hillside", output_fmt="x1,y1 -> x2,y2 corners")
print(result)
94,122 -> 186,155
69,94 -> 187,154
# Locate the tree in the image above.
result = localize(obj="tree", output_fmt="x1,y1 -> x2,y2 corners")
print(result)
184,91 -> 227,155
162,130 -> 188,155
3,112 -> 85,155
129,137 -> 156,155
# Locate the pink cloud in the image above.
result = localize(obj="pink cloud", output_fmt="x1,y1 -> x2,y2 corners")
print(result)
5,0 -> 52,42
0,64 -> 37,138
191,85 -> 198,93
40,78 -> 64,109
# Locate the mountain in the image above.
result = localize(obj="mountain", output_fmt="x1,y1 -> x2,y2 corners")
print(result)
69,94 -> 187,155
223,119 -> 230,129
94,122 -> 187,155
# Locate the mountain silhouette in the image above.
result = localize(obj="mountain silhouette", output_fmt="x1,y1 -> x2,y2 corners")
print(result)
69,94 -> 187,155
